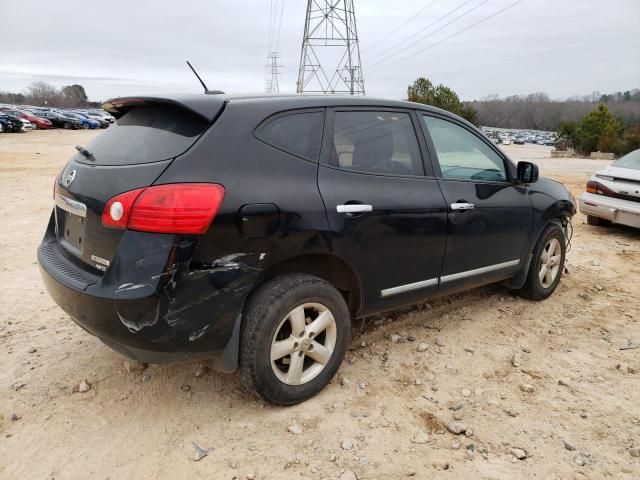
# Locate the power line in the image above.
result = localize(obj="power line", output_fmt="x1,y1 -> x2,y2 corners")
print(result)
361,0 -> 440,53
268,0 -> 274,52
275,0 -> 285,52
367,0 -> 489,69
368,0 -> 527,74
365,0 -> 476,62
266,0 -> 284,93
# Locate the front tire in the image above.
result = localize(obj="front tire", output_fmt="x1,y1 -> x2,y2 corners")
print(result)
239,274 -> 351,405
517,223 -> 566,300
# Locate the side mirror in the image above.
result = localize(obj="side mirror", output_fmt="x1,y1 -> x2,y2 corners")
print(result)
517,161 -> 539,183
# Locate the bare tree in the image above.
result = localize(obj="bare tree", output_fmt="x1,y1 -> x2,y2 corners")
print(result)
469,89 -> 640,130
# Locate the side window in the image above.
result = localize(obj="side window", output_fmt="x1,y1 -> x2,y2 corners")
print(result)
331,111 -> 423,176
423,116 -> 507,182
256,111 -> 324,161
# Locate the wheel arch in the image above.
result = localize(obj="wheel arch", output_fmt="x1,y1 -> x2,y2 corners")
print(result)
249,253 -> 363,317
504,216 -> 569,290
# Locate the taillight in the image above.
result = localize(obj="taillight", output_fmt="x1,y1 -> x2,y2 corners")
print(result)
102,183 -> 225,234
586,180 -> 615,197
102,188 -> 145,229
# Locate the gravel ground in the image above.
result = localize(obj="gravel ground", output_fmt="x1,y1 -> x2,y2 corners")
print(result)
1,130 -> 639,479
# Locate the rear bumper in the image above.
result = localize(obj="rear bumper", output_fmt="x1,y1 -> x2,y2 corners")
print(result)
579,192 -> 640,228
37,228 -> 260,369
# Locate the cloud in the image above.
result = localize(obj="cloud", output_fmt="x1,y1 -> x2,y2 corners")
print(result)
1,0 -> 638,101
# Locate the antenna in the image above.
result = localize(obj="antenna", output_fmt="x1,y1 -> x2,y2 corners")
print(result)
186,61 -> 224,95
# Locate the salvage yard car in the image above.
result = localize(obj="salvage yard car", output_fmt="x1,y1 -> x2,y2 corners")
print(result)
35,111 -> 83,130
0,112 -> 22,132
580,149 -> 640,228
0,108 -> 53,129
38,94 -> 576,405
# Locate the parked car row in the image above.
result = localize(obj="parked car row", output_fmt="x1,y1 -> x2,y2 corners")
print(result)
482,127 -> 556,146
0,104 -> 114,133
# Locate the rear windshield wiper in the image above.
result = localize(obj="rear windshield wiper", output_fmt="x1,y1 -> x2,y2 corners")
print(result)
75,145 -> 95,161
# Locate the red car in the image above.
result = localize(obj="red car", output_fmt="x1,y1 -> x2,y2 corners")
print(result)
0,109 -> 53,129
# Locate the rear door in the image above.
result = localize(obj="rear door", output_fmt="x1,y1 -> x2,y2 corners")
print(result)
419,113 -> 532,291
318,108 -> 447,314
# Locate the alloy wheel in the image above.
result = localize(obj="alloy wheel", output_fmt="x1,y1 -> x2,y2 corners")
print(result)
539,238 -> 562,288
270,302 -> 337,386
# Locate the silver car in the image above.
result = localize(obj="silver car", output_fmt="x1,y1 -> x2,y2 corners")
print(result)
579,149 -> 640,228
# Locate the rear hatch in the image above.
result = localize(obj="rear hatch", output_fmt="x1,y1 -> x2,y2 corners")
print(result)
52,96 -> 225,273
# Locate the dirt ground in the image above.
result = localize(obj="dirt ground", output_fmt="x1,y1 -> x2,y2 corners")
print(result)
1,130 -> 639,480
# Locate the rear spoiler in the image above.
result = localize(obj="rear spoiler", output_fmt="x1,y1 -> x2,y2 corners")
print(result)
102,94 -> 227,122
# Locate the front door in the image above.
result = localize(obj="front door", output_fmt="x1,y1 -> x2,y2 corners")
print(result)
318,109 -> 448,314
420,114 -> 532,291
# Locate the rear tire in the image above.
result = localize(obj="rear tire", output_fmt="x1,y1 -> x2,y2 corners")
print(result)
587,215 -> 609,226
517,223 -> 566,301
63,123 -> 70,129
239,274 -> 351,405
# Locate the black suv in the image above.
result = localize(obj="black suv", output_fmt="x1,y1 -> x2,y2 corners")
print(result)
38,94 -> 576,404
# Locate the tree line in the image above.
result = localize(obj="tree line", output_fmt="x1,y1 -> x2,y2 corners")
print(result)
0,81 -> 100,108
556,104 -> 640,156
467,90 -> 640,131
407,78 -> 639,155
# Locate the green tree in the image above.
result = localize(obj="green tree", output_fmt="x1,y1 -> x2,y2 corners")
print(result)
574,103 -> 623,154
407,77 -> 478,124
61,84 -> 89,107
555,120 -> 578,150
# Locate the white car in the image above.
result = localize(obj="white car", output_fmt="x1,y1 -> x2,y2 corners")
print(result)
579,149 -> 640,228
18,118 -> 34,131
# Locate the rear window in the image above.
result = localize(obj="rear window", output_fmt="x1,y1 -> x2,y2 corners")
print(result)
77,104 -> 209,165
613,149 -> 640,170
255,111 -> 324,161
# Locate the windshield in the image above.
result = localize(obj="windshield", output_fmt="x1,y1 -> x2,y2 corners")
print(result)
613,149 -> 640,170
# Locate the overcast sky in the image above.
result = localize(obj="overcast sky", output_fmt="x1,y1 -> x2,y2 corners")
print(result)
1,0 -> 639,102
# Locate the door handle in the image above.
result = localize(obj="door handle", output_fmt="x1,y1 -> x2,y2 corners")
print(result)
451,202 -> 475,211
336,204 -> 373,214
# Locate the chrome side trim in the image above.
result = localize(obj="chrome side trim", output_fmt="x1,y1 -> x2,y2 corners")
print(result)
381,278 -> 438,298
440,259 -> 520,283
55,193 -> 87,218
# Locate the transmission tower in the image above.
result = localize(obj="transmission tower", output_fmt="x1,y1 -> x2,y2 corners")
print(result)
265,51 -> 282,93
297,0 -> 365,95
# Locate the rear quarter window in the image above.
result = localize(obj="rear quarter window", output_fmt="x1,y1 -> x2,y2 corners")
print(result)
77,104 -> 209,165
255,111 -> 324,162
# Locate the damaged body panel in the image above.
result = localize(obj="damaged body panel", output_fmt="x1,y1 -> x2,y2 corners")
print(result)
39,221 -> 261,366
